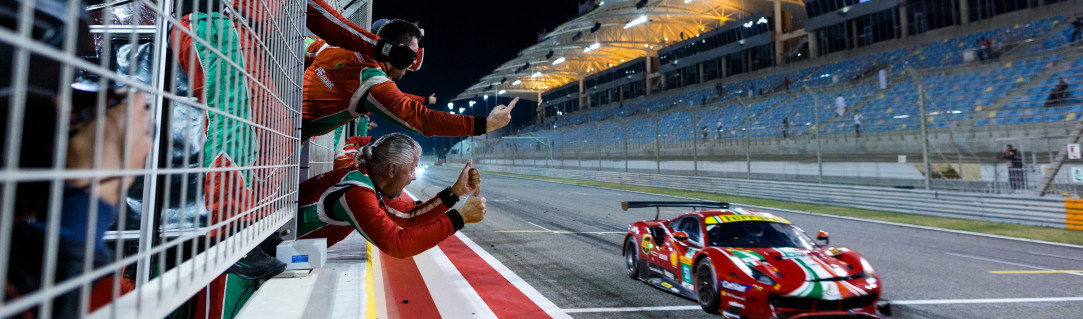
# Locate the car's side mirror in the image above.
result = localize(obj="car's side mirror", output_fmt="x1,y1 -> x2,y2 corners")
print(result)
673,231 -> 690,241
816,231 -> 830,245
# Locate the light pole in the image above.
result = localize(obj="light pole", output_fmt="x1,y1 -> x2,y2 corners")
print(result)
497,89 -> 508,132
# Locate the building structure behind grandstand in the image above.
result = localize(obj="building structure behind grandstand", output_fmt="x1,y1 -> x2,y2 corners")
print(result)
451,0 -> 1083,196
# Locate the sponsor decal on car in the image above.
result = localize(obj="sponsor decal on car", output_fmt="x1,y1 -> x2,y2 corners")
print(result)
716,215 -> 791,224
658,251 -> 669,263
661,281 -> 673,289
680,256 -> 693,265
641,235 -> 653,254
682,263 -> 693,285
664,270 -> 675,280
720,280 -> 749,293
671,252 -> 678,268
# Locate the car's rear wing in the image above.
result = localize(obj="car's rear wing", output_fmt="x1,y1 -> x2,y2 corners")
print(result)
621,201 -> 730,220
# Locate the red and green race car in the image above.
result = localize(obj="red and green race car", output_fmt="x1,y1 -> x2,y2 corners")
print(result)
621,201 -> 882,318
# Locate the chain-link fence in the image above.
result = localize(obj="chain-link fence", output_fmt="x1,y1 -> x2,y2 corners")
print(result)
0,0 -> 374,317
465,42 -> 1083,197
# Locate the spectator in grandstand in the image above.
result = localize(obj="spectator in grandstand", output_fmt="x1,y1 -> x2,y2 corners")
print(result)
702,126 -> 709,142
977,37 -> 992,62
302,19 -> 517,138
781,117 -> 789,139
296,133 -> 487,258
997,144 -> 1025,191
716,120 -> 723,140
1046,78 -> 1069,106
1071,17 -> 1082,44
835,94 -> 846,117
853,109 -> 864,137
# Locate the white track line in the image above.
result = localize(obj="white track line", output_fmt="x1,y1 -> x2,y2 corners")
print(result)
370,246 -> 389,319
455,233 -> 572,319
413,246 -> 499,318
560,297 -> 1083,313
493,174 -> 1083,249
892,296 -> 1083,305
1030,251 -> 1083,262
562,306 -> 701,313
527,221 -> 554,231
946,252 -> 1083,276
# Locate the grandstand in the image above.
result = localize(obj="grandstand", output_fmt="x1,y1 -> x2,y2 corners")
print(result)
454,0 -> 1083,195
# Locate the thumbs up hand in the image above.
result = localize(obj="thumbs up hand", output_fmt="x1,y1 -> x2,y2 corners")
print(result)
459,187 -> 486,224
451,160 -> 480,196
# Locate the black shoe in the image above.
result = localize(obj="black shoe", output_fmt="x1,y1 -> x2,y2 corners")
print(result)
229,246 -> 286,280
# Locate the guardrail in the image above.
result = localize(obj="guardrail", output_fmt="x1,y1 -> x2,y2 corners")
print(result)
452,163 -> 1071,229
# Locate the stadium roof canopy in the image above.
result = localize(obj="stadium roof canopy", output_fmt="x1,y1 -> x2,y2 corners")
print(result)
453,0 -> 803,102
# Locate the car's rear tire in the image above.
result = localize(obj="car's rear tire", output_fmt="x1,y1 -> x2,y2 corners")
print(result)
624,239 -> 641,279
696,259 -> 722,314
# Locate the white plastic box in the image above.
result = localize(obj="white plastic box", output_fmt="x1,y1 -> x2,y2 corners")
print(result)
276,238 -> 327,270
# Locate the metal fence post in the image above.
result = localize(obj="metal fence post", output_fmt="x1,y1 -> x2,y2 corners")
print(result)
656,117 -> 661,174
598,123 -> 602,170
907,68 -> 932,190
624,120 -> 629,172
693,110 -> 699,176
802,86 -> 824,183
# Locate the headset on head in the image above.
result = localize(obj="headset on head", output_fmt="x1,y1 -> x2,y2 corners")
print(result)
371,18 -> 424,72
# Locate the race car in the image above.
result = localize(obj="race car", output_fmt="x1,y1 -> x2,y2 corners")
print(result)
621,201 -> 882,318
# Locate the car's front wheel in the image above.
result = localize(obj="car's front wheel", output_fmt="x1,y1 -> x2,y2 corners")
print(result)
696,259 -> 722,314
624,239 -> 641,279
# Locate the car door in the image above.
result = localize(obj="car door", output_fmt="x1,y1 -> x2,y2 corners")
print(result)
655,218 -> 694,283
646,226 -> 668,270
673,217 -> 704,290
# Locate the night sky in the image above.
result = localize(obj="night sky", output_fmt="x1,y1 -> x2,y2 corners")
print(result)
370,0 -> 582,156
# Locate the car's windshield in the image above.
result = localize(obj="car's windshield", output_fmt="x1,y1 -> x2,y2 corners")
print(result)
706,221 -> 815,249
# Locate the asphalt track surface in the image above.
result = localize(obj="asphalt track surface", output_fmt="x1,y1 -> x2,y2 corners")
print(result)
408,167 -> 1083,318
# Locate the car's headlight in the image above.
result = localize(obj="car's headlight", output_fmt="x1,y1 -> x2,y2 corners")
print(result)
750,267 -> 775,286
859,257 -> 876,278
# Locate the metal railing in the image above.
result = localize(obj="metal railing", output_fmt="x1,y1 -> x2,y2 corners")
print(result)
453,164 -> 1069,229
0,0 -> 366,317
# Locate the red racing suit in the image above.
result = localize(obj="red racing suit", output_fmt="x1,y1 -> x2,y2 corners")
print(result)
297,166 -> 465,258
302,42 -> 485,137
332,136 -> 371,170
234,0 -> 423,70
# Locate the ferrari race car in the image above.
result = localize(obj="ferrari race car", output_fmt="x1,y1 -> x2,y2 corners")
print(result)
621,201 -> 882,318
